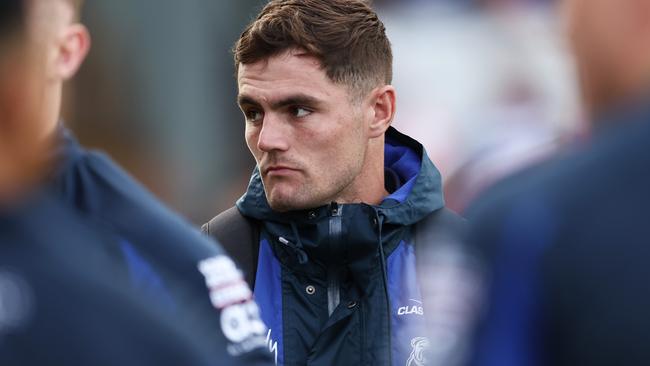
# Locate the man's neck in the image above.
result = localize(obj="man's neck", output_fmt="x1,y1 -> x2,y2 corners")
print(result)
40,84 -> 62,141
332,142 -> 388,206
333,187 -> 390,206
40,117 -> 60,141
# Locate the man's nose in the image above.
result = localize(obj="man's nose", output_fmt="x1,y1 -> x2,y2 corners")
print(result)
257,113 -> 290,152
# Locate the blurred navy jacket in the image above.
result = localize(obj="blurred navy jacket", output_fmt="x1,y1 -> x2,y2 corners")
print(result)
47,128 -> 272,365
0,193 -> 216,365
467,100 -> 650,366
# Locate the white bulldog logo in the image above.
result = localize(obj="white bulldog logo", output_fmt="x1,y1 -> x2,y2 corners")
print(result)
406,337 -> 429,366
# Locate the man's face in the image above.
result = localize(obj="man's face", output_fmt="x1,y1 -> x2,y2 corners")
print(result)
238,50 -> 371,212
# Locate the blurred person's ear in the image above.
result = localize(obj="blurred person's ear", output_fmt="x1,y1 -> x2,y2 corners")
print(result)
55,22 -> 90,80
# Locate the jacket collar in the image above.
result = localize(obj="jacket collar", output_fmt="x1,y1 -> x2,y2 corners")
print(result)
237,126 -> 444,226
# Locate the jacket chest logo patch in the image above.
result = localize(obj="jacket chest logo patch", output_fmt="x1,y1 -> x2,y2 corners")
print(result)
397,299 -> 424,316
397,305 -> 424,316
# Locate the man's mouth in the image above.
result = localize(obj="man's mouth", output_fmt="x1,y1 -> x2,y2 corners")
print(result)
263,165 -> 299,176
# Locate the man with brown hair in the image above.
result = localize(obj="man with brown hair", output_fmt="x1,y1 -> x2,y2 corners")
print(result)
203,0 -> 464,364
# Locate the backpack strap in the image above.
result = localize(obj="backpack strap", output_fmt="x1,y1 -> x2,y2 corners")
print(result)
202,206 -> 260,289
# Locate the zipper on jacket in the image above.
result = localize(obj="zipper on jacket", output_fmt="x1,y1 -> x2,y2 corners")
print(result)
278,235 -> 308,264
374,209 -> 393,365
327,202 -> 343,316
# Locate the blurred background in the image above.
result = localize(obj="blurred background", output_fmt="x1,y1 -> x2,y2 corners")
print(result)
64,0 -> 582,224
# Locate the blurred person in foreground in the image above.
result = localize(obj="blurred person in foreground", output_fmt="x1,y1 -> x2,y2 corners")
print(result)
0,2 -> 232,365
202,0 -> 464,364
20,0 -> 272,363
465,0 -> 650,365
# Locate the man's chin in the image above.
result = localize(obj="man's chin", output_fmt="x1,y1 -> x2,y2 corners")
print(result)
267,196 -> 302,212
266,191 -> 314,213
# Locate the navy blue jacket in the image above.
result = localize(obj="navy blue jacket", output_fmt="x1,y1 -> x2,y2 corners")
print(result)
235,127 -> 455,365
467,100 -> 650,366
0,193 -> 218,365
48,128 -> 272,365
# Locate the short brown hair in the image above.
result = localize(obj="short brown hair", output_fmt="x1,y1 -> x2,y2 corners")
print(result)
234,0 -> 392,97
69,0 -> 83,11
66,0 -> 84,19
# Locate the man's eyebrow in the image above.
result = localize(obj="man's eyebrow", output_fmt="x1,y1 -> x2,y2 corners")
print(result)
270,94 -> 323,110
237,94 -> 323,110
237,95 -> 261,108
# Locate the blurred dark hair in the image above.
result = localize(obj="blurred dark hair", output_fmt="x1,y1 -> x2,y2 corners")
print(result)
69,0 -> 84,16
234,0 -> 392,98
0,0 -> 24,37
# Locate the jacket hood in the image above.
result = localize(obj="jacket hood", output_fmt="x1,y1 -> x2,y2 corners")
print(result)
237,127 -> 444,226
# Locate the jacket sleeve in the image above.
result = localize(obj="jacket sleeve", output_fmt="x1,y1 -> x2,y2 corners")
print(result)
52,147 -> 273,365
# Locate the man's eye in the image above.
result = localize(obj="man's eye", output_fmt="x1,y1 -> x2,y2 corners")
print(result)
245,110 -> 263,123
291,107 -> 312,118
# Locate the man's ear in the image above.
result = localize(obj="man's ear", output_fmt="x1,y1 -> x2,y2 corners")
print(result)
56,23 -> 90,80
367,85 -> 396,138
